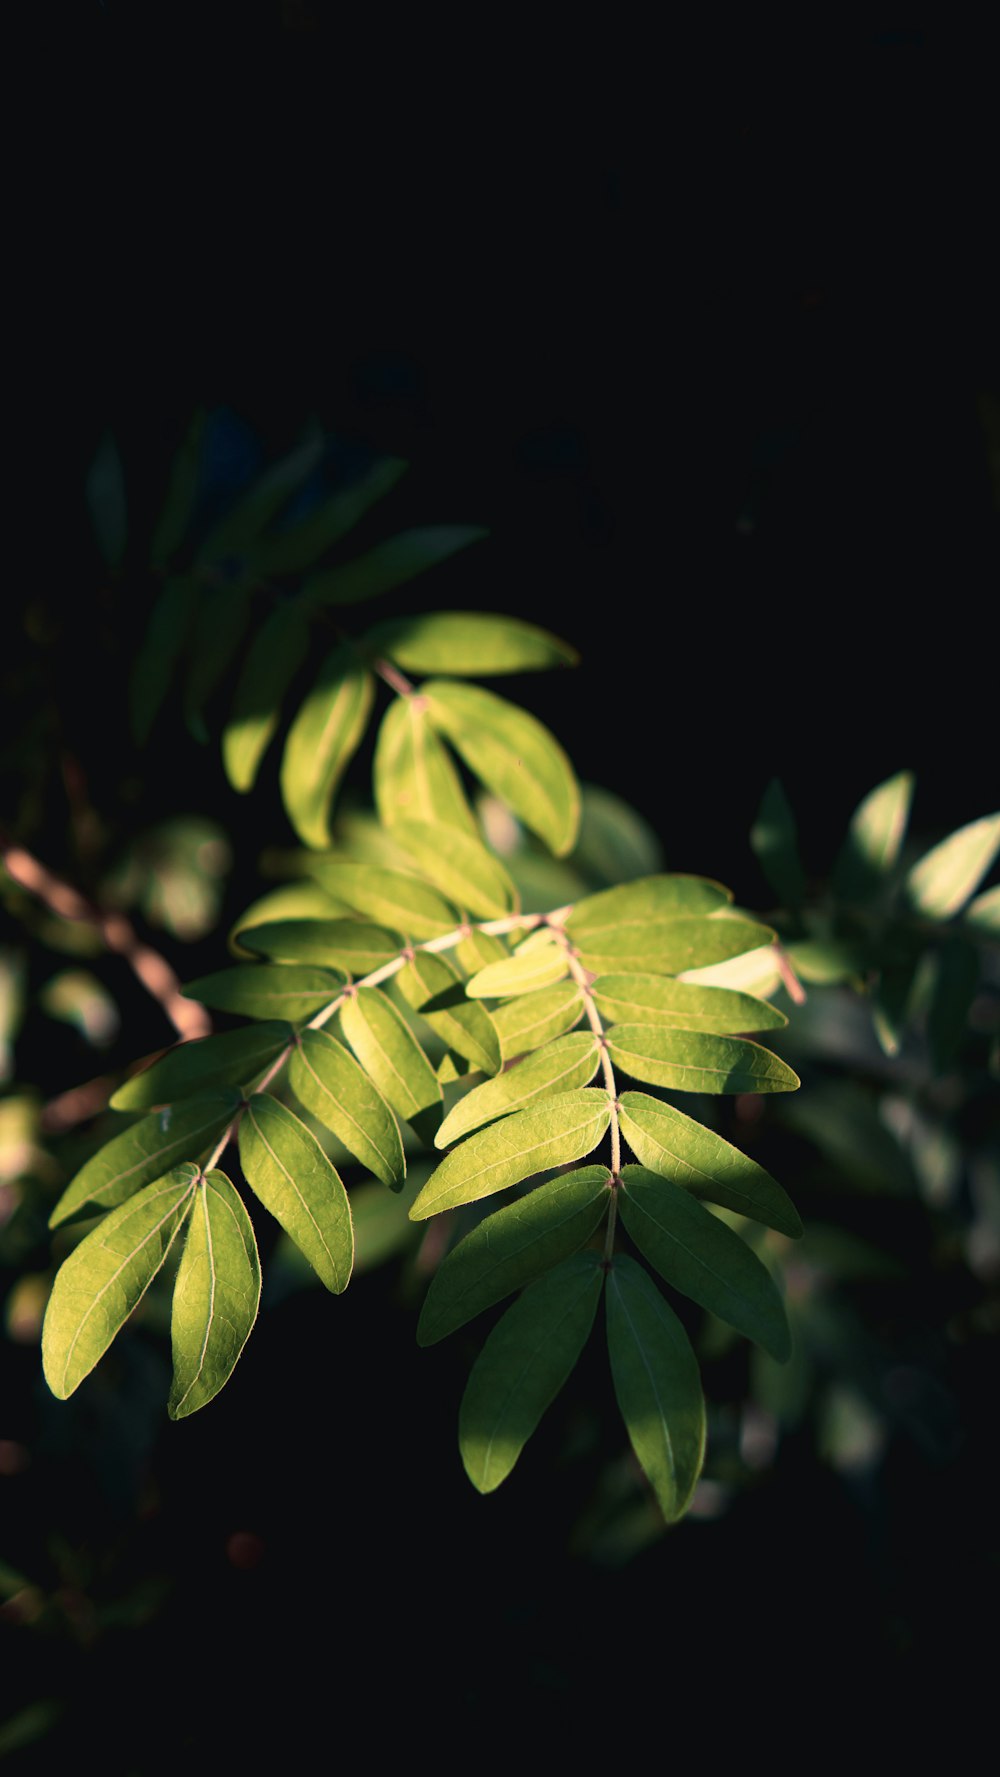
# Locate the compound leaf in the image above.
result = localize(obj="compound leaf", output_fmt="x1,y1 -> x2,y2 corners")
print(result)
49,1090 -> 241,1228
410,1088 -> 612,1220
110,1023 -> 293,1111
390,820 -> 517,919
591,973 -> 786,1034
239,1095 -> 352,1292
607,1027 -> 800,1095
168,1169 -> 261,1419
435,1033 -> 602,1148
618,1091 -> 802,1236
289,1028 -> 405,1188
396,951 -> 502,1076
606,1254 -> 705,1522
338,987 -> 441,1124
281,647 -> 375,847
491,981 -> 585,1061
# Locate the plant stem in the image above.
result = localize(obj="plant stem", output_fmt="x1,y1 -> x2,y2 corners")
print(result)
373,657 -> 416,698
547,921 -> 622,1259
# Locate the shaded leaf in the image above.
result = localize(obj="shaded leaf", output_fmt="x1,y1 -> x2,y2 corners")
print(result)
290,1027 -> 405,1188
239,919 -> 402,974
591,973 -> 786,1034
785,938 -> 867,984
927,934 -> 979,1073
182,586 -> 253,743
435,1033 -> 602,1148
833,770 -> 914,903
110,1023 -> 293,1111
256,456 -> 407,576
130,577 -> 199,744
606,1254 -> 705,1522
396,951 -> 502,1076
43,1166 -> 198,1397
369,610 -> 577,675
85,431 -> 127,570
390,819 -> 517,918
464,945 -> 570,999
281,647 -> 375,847
751,778 -> 806,907
491,981 -> 586,1061
425,680 -> 580,857
606,1027 -> 800,1095
182,964 -> 344,1023
571,785 -> 664,887
197,431 -> 323,569
618,1091 -> 802,1236
575,917 -> 774,978
49,1090 -> 241,1227
302,526 -> 488,608
373,697 -> 478,834
338,987 -> 441,1124
169,1170 -> 261,1419
239,1095 -> 353,1292
905,813 -> 1000,920
619,1166 -> 791,1359
459,1253 -> 604,1492
311,860 -> 458,939
418,1166 -> 610,1344
410,1089 -> 612,1220
151,409 -> 206,568
222,602 -> 311,792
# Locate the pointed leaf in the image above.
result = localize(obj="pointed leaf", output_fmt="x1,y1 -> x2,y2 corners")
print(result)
904,813 -> 1000,920
751,778 -> 806,907
222,602 -> 311,792
182,965 -> 344,1023
239,1095 -> 352,1292
110,1023 -> 293,1111
43,1167 -> 198,1398
567,875 -> 732,935
390,820 -> 517,918
591,973 -> 786,1034
168,1170 -> 261,1419
575,916 -> 774,978
338,987 -> 441,1124
606,1254 -> 705,1522
374,696 -> 478,834
965,883 -> 1000,936
833,770 -> 915,903
491,981 -> 585,1061
607,1026 -> 800,1095
465,945 -> 570,999
239,919 -> 402,974
256,456 -> 407,576
280,648 -> 375,847
302,526 -> 488,608
310,860 -> 458,939
130,576 -> 199,744
410,1089 -> 612,1220
618,1091 -> 802,1236
396,951 -> 501,1076
290,1027 -> 405,1188
425,680 -> 580,856
459,1253 -> 603,1492
435,1033 -> 602,1148
619,1165 -> 791,1359
418,1166 -> 610,1344
368,610 -> 577,676
183,586 -> 253,742
49,1091 -> 241,1227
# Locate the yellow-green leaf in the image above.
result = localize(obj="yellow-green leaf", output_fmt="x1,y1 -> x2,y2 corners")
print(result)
49,1091 -> 241,1228
110,1023 -> 293,1111
289,1028 -> 405,1188
590,973 -> 786,1034
425,680 -> 580,857
310,860 -> 458,939
280,647 -> 374,847
904,813 -> 1000,920
168,1170 -> 261,1419
182,965 -> 344,1023
435,1033 -> 602,1148
390,820 -> 517,919
491,981 -> 586,1061
606,1026 -> 800,1095
606,1254 -> 705,1522
396,951 -> 501,1076
618,1091 -> 801,1236
575,917 -> 774,978
222,602 -> 311,793
239,920 -> 402,975
464,944 -> 570,999
410,1089 -> 612,1220
369,610 -> 577,676
338,987 -> 441,1124
239,1095 -> 353,1292
833,770 -> 915,904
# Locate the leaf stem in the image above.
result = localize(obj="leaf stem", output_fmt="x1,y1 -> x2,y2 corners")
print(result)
373,657 -> 416,698
547,921 -> 622,1255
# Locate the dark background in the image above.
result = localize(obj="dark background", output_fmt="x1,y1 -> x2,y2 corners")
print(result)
5,9 -> 998,1762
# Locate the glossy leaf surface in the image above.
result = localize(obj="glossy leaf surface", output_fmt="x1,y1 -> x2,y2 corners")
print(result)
410,1089 -> 612,1219
169,1170 -> 261,1419
239,1096 -> 353,1292
606,1254 -> 706,1522
618,1091 -> 802,1236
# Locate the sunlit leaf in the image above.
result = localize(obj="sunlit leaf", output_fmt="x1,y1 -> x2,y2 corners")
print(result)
49,1090 -> 241,1227
491,981 -> 586,1061
751,778 -> 805,908
390,819 -> 518,918
453,929 -> 509,976
229,881 -> 349,956
833,770 -> 914,903
617,1091 -> 802,1236
605,1254 -> 705,1522
464,945 -> 570,999
606,1027 -> 800,1095
338,987 -> 441,1124
368,610 -> 577,675
289,1027 -> 405,1188
255,456 -> 407,576
591,973 -> 786,1034
182,964 -> 343,1022
239,1095 -> 353,1292
222,602 -> 311,792
310,860 -> 458,939
575,916 -> 774,978
280,647 -> 375,847
302,527 -> 488,608
239,919 -> 402,974
110,1023 -> 292,1111
168,1170 -> 261,1418
458,1253 -> 604,1492
130,577 -> 199,744
373,697 -> 478,834
396,951 -> 502,1076
425,680 -> 580,857
410,1089 -> 612,1219
678,946 -> 784,999
571,786 -> 664,887
182,586 -> 253,743
619,1166 -> 791,1359
964,883 -> 1000,936
43,1166 -> 198,1397
418,1166 -> 610,1344
567,875 -> 731,935
904,813 -> 1000,920
435,1033 -> 602,1148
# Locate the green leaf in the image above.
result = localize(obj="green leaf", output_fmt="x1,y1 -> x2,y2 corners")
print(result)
255,456 -> 407,576
464,944 -> 570,999
310,860 -> 458,939
151,410 -> 206,568
453,929 -> 510,976
751,778 -> 806,908
965,883 -> 1000,936
182,586 -> 253,743
410,1089 -> 612,1220
417,1166 -> 610,1344
833,770 -> 915,903
289,1028 -> 405,1188
390,820 -> 517,919
43,1166 -> 198,1397
396,951 -> 502,1076
280,647 -> 375,847
222,602 -> 311,793
458,1253 -> 604,1492
425,680 -> 580,857
491,981 -> 585,1061
904,813 -> 1000,920
591,973 -> 786,1034
130,577 -> 199,744
373,698 -> 478,835
605,1254 -> 705,1522
606,1027 -> 800,1095
239,1096 -> 353,1292
338,987 -> 442,1124
110,1023 -> 293,1111
575,916 -> 774,978
239,920 -> 402,974
618,1091 -> 802,1236
368,610 -> 577,676
182,965 -> 344,1023
435,1033 -> 603,1148
567,875 -> 732,934
619,1166 -> 791,1359
168,1170 -> 261,1419
302,526 -> 488,608
229,881 -> 348,955
571,785 -> 664,887
927,934 -> 979,1073
784,938 -> 867,985
49,1090 -> 241,1227
197,431 -> 324,569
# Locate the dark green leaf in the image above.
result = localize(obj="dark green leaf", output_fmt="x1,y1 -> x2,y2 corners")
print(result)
606,1254 -> 705,1522
182,586 -> 253,743
396,951 -> 502,1076
618,1091 -> 802,1236
338,987 -> 442,1124
130,577 -> 199,744
239,1095 -> 353,1292
256,456 -> 407,576
239,919 -> 402,974
110,1023 -> 292,1111
310,860 -> 458,939
280,647 -> 374,847
927,934 -> 979,1073
168,1170 -> 261,1418
458,1253 -> 604,1491
197,431 -> 323,569
591,973 -> 786,1034
425,680 -> 580,857
289,1027 -> 405,1188
751,778 -> 806,908
390,820 -> 518,918
606,1027 -> 800,1095
368,610 -> 577,675
373,697 -> 478,834
491,981 -> 586,1061
302,526 -> 488,608
784,938 -> 867,984
435,1033 -> 602,1148
151,410 -> 206,568
49,1090 -> 241,1227
222,602 -> 311,793
410,1089 -> 612,1220
182,965 -> 343,1023
905,813 -> 1000,920
833,770 -> 914,903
